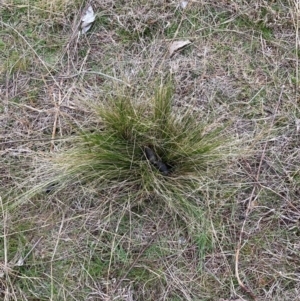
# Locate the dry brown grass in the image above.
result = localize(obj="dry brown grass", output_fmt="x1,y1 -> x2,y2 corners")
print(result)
1,0 -> 300,300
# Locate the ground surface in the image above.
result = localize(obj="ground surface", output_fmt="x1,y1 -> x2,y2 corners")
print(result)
1,1 -> 300,300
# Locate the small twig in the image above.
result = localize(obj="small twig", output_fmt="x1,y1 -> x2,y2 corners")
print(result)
235,192 -> 258,300
50,212 -> 65,301
0,197 -> 8,271
15,237 -> 43,266
23,237 -> 43,263
0,137 -> 68,145
57,70 -> 131,87
51,93 -> 60,151
235,86 -> 284,300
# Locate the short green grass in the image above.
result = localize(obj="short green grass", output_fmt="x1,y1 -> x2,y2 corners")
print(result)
1,0 -> 300,300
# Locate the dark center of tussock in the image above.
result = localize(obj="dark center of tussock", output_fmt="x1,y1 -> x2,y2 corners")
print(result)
144,146 -> 170,176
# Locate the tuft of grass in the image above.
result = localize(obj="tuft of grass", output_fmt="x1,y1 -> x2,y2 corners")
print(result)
45,84 -> 229,225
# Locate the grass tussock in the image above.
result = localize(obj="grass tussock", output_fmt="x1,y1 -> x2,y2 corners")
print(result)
47,84 -> 229,222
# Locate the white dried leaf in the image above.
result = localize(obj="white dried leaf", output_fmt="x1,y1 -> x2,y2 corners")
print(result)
81,5 -> 95,34
180,1 -> 188,9
178,236 -> 187,245
296,118 -> 300,132
15,256 -> 24,267
169,40 -> 191,57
